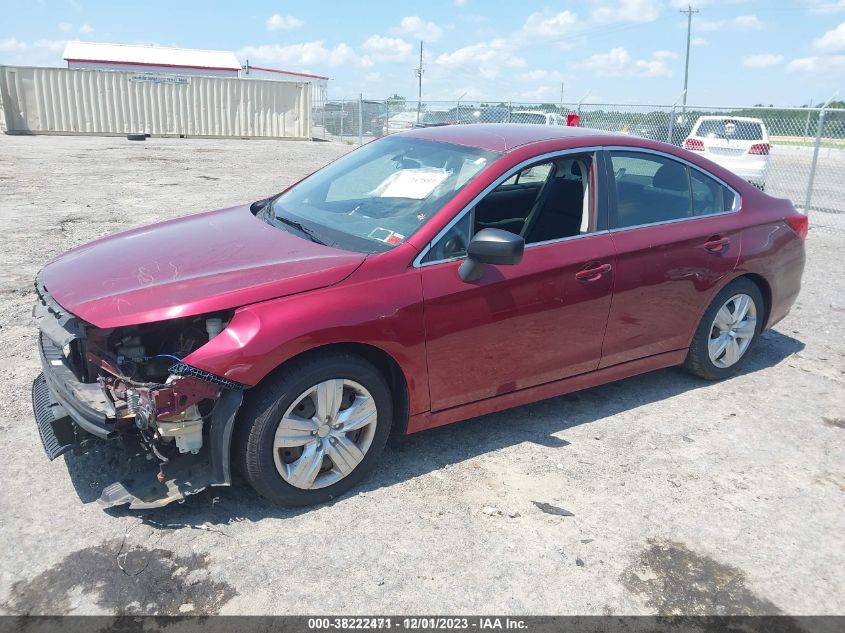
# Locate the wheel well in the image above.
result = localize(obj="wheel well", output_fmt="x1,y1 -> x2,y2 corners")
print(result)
738,273 -> 772,328
264,343 -> 411,435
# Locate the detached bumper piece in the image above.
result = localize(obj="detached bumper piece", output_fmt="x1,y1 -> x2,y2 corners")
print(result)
98,448 -> 216,510
32,373 -> 79,460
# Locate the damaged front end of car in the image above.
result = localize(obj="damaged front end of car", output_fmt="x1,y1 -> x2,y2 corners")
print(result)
32,273 -> 244,509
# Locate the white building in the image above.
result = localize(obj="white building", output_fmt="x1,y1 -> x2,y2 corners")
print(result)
241,63 -> 329,107
62,41 -> 330,106
63,41 -> 242,78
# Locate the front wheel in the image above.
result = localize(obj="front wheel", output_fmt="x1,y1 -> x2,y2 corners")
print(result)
683,278 -> 764,380
234,353 -> 393,506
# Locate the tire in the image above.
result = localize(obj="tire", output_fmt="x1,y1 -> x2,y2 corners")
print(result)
234,352 -> 393,506
126,134 -> 146,141
683,277 -> 764,380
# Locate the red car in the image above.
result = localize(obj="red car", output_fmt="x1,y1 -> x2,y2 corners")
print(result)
32,124 -> 807,508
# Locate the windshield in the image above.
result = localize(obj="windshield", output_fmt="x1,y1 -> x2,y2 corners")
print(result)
270,137 -> 499,252
695,119 -> 764,141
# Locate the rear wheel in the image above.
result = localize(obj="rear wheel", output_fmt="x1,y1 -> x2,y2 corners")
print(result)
683,278 -> 764,380
235,353 -> 392,506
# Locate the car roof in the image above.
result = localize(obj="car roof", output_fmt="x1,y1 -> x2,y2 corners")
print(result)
404,123 -> 615,152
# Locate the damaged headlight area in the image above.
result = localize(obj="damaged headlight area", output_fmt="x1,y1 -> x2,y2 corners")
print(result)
92,313 -> 237,455
33,276 -> 245,509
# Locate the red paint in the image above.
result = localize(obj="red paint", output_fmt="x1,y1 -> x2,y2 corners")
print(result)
407,349 -> 689,433
65,58 -> 240,72
420,233 -> 615,411
40,205 -> 366,328
247,66 -> 330,80
601,214 -> 743,367
39,125 -> 806,433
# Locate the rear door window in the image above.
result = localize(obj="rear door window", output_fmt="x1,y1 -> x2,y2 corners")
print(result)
609,151 -> 692,228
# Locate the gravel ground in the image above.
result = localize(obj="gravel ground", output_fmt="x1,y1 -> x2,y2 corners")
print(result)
0,133 -> 842,616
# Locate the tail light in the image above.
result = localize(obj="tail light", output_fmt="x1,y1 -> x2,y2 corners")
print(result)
785,214 -> 809,240
684,138 -> 704,151
748,143 -> 770,155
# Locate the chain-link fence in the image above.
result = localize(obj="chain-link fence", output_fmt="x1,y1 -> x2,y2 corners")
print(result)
316,98 -> 845,235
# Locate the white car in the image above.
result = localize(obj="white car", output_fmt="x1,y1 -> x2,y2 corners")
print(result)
684,116 -> 770,190
383,111 -> 419,135
511,110 -> 565,125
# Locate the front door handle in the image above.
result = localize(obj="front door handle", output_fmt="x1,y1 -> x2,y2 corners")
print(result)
704,236 -> 730,253
576,263 -> 612,282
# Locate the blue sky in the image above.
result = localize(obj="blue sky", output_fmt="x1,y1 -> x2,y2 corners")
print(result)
1,0 -> 844,106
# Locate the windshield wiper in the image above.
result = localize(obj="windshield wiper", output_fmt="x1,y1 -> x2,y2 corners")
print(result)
271,211 -> 327,245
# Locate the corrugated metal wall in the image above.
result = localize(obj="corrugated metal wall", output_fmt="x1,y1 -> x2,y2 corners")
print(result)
0,66 -> 311,139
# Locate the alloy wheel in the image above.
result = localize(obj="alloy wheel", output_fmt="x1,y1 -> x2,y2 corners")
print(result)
708,293 -> 757,369
273,379 -> 378,490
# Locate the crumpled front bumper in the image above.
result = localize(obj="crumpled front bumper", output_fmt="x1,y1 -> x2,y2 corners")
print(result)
37,333 -> 117,442
31,275 -> 244,509
32,350 -> 243,509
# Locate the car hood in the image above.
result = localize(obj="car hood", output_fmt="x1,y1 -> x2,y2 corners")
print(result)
41,204 -> 367,328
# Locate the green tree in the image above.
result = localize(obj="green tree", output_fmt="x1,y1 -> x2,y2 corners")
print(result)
386,94 -> 406,109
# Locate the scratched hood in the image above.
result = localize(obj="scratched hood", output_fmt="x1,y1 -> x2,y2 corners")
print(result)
40,204 -> 366,328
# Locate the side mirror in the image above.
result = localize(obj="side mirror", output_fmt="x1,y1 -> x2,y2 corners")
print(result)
458,228 -> 525,282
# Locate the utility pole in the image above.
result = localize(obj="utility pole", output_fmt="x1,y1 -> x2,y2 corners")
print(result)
560,82 -> 565,112
415,40 -> 424,124
680,4 -> 698,114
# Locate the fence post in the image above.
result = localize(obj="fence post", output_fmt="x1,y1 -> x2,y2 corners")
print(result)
804,91 -> 838,214
340,97 -> 345,141
667,90 -> 686,146
803,107 -> 826,215
667,106 -> 676,145
358,93 -> 363,145
508,101 -> 512,122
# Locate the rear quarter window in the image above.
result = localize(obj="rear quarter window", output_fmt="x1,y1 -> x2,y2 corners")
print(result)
690,169 -> 739,215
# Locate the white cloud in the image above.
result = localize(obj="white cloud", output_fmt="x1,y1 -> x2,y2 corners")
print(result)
454,0 -> 468,6
519,85 -> 559,100
266,14 -> 304,31
33,39 -> 67,53
237,41 -> 361,68
734,15 -> 763,30
522,69 -> 573,82
398,16 -> 443,42
593,0 -> 663,24
521,10 -> 578,40
698,15 -> 763,32
653,50 -> 678,61
362,35 -> 412,62
0,37 -> 28,52
787,54 -> 845,75
365,71 -> 381,82
78,23 -> 93,34
743,53 -> 784,68
435,38 -> 526,80
58,23 -> 73,33
814,21 -> 845,52
582,47 -> 673,78
691,37 -> 708,47
806,0 -> 845,14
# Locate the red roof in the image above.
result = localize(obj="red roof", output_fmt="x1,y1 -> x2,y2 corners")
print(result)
247,66 -> 329,81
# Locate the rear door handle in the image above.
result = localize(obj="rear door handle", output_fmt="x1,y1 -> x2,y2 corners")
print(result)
575,263 -> 612,282
704,236 -> 730,253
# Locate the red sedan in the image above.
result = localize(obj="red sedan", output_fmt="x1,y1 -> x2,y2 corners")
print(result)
32,124 -> 807,508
